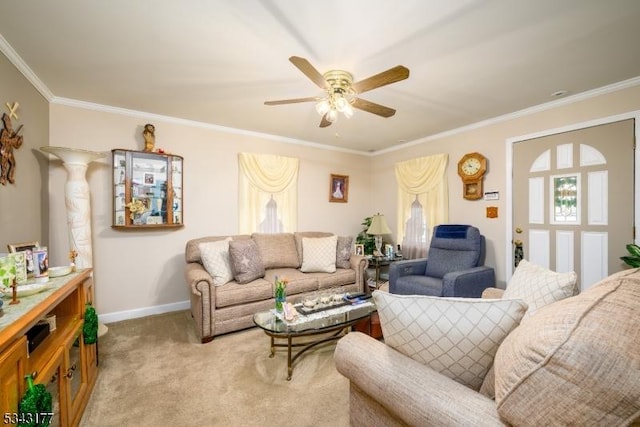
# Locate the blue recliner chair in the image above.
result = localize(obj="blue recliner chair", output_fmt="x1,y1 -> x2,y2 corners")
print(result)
389,224 -> 495,297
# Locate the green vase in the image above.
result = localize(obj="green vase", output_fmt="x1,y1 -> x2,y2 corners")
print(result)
275,279 -> 286,312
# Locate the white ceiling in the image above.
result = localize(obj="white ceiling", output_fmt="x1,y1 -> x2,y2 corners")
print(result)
1,0 -> 640,153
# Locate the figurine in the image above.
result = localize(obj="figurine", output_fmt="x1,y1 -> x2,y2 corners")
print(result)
0,113 -> 23,185
142,123 -> 155,152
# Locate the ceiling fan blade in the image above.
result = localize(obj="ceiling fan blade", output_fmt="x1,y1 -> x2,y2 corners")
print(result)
289,56 -> 329,89
319,115 -> 333,128
352,65 -> 409,94
352,98 -> 396,117
264,96 -> 320,105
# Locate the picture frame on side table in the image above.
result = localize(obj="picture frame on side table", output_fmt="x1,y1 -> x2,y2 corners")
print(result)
9,252 -> 27,284
384,243 -> 395,259
329,174 -> 349,203
7,241 -> 40,278
354,244 -> 364,256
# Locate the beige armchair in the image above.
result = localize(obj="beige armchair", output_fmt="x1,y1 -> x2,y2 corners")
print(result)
335,268 -> 640,426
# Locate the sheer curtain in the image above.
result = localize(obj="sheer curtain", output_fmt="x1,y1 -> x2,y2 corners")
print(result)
402,198 -> 428,258
238,153 -> 299,234
395,154 -> 448,259
258,196 -> 284,233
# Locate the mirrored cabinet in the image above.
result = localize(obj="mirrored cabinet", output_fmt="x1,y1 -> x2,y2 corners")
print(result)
112,149 -> 184,229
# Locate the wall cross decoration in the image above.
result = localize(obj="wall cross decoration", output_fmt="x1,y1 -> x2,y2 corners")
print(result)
5,102 -> 19,120
0,113 -> 24,185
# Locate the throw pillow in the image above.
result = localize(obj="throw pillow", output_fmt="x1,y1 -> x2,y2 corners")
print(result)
294,232 -> 333,265
228,239 -> 265,284
199,238 -> 233,286
493,269 -> 640,426
336,236 -> 353,269
300,235 -> 338,273
373,291 -> 527,390
251,233 -> 300,269
502,259 -> 577,317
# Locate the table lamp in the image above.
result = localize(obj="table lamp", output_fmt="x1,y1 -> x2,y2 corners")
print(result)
367,213 -> 392,257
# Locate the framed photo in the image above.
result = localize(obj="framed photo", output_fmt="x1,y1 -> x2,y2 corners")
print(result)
354,244 -> 364,256
9,252 -> 27,284
144,172 -> 155,185
384,243 -> 395,259
329,174 -> 349,203
7,241 -> 40,278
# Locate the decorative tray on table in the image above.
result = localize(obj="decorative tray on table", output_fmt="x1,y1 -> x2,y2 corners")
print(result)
298,300 -> 350,315
297,292 -> 371,315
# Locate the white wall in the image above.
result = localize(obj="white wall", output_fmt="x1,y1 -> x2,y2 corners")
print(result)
47,104 -> 373,321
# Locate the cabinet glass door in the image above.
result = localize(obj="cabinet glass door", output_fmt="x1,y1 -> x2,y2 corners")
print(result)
40,348 -> 64,427
66,329 -> 87,423
112,149 -> 184,228
44,364 -> 63,427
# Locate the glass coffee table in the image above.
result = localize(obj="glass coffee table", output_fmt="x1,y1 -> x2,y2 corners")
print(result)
253,301 -> 376,380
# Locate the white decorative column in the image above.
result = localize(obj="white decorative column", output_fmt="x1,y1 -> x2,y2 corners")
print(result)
41,146 -> 108,336
40,146 -> 105,269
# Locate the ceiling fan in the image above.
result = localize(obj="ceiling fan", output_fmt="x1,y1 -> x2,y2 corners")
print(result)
265,56 -> 410,128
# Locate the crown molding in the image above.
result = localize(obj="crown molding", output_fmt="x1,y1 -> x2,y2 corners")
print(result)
52,97 -> 367,156
0,33 -> 54,101
374,75 -> 640,156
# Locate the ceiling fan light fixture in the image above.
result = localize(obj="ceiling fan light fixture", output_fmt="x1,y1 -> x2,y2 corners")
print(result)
316,99 -> 331,115
334,95 -> 349,112
265,57 -> 409,128
343,103 -> 354,118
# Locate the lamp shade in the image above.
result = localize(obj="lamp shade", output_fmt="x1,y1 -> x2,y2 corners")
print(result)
367,213 -> 392,235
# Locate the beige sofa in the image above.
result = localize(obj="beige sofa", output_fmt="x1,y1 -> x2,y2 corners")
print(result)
335,268 -> 640,426
185,232 -> 368,343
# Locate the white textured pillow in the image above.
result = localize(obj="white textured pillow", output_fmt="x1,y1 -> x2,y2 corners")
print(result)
503,259 -> 577,317
373,291 -> 528,390
199,238 -> 233,286
300,235 -> 337,273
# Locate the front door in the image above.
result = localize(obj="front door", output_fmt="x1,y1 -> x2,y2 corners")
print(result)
512,119 -> 635,291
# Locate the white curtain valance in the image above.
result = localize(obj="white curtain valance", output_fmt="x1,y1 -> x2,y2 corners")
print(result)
395,153 -> 448,195
238,153 -> 299,234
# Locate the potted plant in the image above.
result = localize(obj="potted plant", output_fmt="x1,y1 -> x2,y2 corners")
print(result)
621,243 -> 640,268
356,216 -> 376,255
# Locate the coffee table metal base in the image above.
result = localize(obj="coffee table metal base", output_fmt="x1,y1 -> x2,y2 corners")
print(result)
263,319 -> 362,380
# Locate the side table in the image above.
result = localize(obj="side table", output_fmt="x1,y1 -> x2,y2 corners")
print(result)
367,256 -> 403,290
353,312 -> 383,339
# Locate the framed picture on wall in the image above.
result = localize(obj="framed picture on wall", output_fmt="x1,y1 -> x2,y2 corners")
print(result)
329,174 -> 349,203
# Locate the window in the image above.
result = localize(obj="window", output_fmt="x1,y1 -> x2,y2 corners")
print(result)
402,199 -> 429,258
395,154 -> 448,259
238,153 -> 298,233
258,197 -> 284,233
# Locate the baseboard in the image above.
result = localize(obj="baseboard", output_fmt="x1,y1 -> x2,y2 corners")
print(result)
99,301 -> 190,324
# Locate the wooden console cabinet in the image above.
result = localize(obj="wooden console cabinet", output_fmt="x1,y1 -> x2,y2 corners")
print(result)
0,269 -> 97,426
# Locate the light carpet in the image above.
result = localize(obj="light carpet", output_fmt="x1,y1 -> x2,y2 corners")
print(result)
80,310 -> 350,426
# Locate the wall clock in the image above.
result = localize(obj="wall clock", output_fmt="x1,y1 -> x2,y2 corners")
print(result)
457,152 -> 487,200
